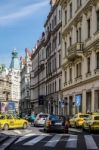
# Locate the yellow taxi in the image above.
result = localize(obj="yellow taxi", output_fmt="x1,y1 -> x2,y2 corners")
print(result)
0,114 -> 28,130
82,114 -> 99,132
69,113 -> 90,128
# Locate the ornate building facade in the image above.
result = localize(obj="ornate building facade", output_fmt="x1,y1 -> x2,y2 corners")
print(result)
9,49 -> 20,113
20,48 -> 32,115
60,0 -> 99,115
44,0 -> 62,114
30,33 -> 46,114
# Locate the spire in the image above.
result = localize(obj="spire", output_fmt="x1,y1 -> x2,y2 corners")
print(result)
10,49 -> 20,70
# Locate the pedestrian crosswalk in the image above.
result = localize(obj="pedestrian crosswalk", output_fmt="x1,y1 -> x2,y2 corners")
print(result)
14,133 -> 99,150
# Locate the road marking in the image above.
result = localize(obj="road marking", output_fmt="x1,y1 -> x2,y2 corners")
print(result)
45,134 -> 62,147
23,135 -> 46,146
15,133 -> 36,143
69,128 -> 82,133
13,130 -> 22,135
65,135 -> 77,148
84,135 -> 98,149
0,136 -> 17,150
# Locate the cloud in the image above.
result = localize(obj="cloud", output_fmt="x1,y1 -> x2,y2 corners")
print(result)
0,0 -> 49,26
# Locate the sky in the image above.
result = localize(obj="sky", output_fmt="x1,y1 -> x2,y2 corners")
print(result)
0,0 -> 50,68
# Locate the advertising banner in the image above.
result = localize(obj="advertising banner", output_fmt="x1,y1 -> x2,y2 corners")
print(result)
0,101 -> 15,113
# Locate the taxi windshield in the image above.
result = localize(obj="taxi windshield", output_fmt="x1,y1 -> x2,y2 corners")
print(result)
94,116 -> 99,120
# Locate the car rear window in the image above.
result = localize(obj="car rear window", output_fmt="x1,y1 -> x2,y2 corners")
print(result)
79,115 -> 89,118
94,116 -> 99,120
49,115 -> 65,121
39,115 -> 48,118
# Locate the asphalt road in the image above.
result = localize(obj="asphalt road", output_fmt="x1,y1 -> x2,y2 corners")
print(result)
1,126 -> 99,150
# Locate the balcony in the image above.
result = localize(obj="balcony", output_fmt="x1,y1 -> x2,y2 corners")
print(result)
67,42 -> 84,60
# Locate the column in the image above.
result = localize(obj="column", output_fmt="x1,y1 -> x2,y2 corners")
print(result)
72,94 -> 76,114
82,89 -> 86,113
91,88 -> 95,112
67,96 -> 69,115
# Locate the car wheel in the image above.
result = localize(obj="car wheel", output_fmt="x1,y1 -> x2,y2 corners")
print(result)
23,123 -> 27,129
89,126 -> 92,133
3,124 -> 9,130
75,122 -> 78,128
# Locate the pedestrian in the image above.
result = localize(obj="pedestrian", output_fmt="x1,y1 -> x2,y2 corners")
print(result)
30,112 -> 35,125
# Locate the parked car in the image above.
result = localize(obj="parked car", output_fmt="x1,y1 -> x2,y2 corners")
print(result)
0,114 -> 28,130
34,113 -> 48,127
82,114 -> 99,132
44,114 -> 69,133
69,113 -> 90,128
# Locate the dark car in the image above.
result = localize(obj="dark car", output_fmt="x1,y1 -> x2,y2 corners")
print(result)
44,114 -> 69,133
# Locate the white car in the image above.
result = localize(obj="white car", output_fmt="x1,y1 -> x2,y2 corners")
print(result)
34,113 -> 48,127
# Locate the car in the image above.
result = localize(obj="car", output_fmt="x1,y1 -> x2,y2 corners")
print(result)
0,114 -> 29,130
34,113 -> 48,127
44,114 -> 69,133
82,114 -> 99,132
69,113 -> 90,128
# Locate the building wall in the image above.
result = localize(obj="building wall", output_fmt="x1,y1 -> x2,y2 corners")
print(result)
60,0 -> 99,115
20,48 -> 32,115
44,1 -> 62,115
30,36 -> 46,114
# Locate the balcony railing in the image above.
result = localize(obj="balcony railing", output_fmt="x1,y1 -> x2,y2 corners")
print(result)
67,42 -> 84,60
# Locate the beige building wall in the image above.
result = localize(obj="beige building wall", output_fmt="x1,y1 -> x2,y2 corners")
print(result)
60,0 -> 99,115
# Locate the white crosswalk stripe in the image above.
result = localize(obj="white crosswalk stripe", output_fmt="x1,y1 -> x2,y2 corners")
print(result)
23,135 -> 46,146
65,135 -> 78,148
15,133 -> 36,143
45,134 -> 62,147
12,134 -> 99,149
84,135 -> 98,150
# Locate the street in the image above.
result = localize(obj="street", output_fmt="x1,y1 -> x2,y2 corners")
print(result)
0,126 -> 99,150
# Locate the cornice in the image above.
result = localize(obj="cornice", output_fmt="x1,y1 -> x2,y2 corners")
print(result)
62,75 -> 99,92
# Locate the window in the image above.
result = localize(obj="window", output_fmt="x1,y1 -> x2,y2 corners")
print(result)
65,42 -> 67,56
76,30 -> 78,42
59,52 -> 61,67
59,10 -> 61,20
77,0 -> 82,9
76,63 -> 81,77
59,78 -> 61,90
69,37 -> 72,46
87,18 -> 90,38
79,27 -> 81,42
87,57 -> 90,73
65,10 -> 67,24
69,68 -> 72,81
65,71 -> 67,83
97,52 -> 99,69
59,32 -> 61,44
70,3 -> 72,19
97,11 -> 99,31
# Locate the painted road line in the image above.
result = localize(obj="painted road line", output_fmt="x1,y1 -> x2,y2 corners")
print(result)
0,136 -> 17,150
23,135 -> 46,146
15,133 -> 36,143
45,134 -> 62,147
65,135 -> 78,148
84,135 -> 98,149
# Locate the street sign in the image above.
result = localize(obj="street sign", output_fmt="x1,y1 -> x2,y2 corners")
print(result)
75,95 -> 81,107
